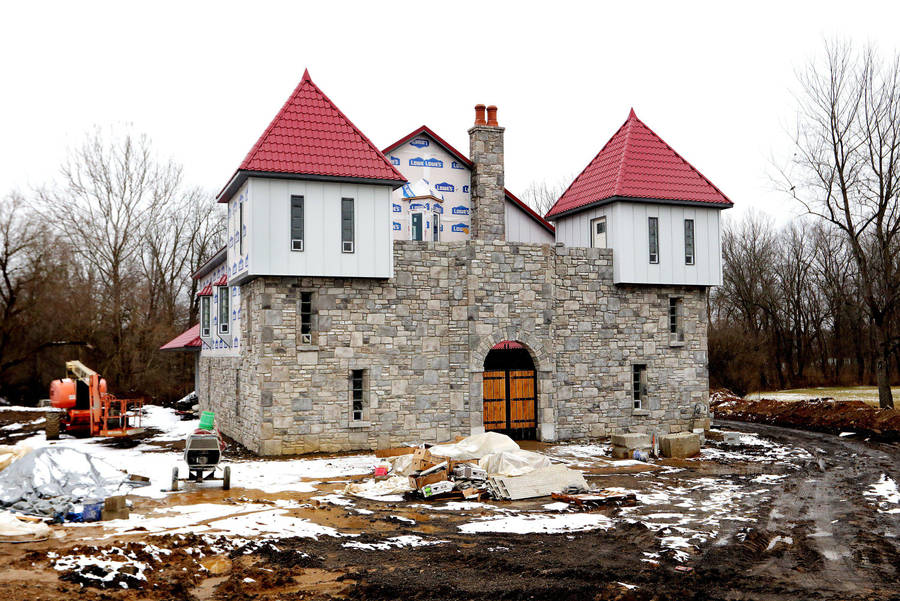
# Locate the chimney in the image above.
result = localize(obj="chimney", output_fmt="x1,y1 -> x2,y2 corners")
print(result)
468,104 -> 506,242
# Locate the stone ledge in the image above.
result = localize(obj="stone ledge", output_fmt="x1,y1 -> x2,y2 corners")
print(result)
347,421 -> 372,429
631,409 -> 650,417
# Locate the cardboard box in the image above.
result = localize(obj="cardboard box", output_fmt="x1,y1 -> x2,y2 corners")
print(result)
421,480 -> 455,498
409,470 -> 448,490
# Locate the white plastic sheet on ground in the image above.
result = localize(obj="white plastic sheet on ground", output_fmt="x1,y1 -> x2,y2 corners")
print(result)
0,446 -> 127,505
344,475 -> 412,500
478,449 -> 551,477
0,510 -> 51,540
429,432 -> 519,460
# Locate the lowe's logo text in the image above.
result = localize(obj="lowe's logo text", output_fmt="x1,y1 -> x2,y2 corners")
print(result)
433,204 -> 444,214
423,158 -> 443,168
409,157 -> 425,167
392,222 -> 401,231
392,203 -> 402,212
451,223 -> 469,233
409,203 -> 427,211
462,185 -> 470,193
451,161 -> 466,170
434,182 -> 454,192
390,156 -> 400,165
451,205 -> 470,216
410,138 -> 429,148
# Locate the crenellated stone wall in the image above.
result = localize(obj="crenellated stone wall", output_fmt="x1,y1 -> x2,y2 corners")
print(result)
198,240 -> 709,455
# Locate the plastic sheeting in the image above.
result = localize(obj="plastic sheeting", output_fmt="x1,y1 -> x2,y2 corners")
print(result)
344,475 -> 412,500
478,449 -> 552,477
429,432 -> 520,461
0,510 -> 51,541
0,447 -> 128,515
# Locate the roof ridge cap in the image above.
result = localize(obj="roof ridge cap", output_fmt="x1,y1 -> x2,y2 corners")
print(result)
612,112 -> 635,197
635,115 -> 733,205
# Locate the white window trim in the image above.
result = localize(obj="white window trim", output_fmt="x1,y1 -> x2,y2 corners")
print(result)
590,216 -> 607,248
632,364 -> 647,410
341,197 -> 355,253
200,296 -> 211,338
290,195 -> 304,252
684,218 -> 695,265
648,217 -> 659,264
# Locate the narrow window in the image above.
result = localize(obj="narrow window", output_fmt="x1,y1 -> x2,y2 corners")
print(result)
351,369 -> 366,421
684,219 -> 695,265
432,213 -> 440,241
591,216 -> 607,248
341,198 -> 354,253
290,195 -> 304,251
648,217 -> 659,264
200,296 -> 211,337
239,202 -> 245,255
218,286 -> 229,335
669,297 -> 684,343
411,213 -> 423,241
299,291 -> 313,344
632,364 -> 647,409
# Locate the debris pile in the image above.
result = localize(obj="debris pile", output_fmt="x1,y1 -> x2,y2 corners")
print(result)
350,433 -> 591,502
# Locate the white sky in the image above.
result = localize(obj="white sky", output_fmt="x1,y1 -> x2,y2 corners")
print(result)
3,1 -> 899,223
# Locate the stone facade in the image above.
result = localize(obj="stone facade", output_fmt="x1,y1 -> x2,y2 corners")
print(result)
468,124 -> 506,242
199,240 -> 709,455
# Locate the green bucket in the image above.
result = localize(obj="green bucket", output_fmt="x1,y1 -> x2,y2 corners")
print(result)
199,411 -> 215,430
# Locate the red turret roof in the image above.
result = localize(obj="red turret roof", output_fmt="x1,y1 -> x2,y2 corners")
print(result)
545,109 -> 732,218
218,69 -> 406,202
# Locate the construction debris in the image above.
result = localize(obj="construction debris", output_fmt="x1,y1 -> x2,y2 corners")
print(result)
551,490 -> 638,510
660,432 -> 702,458
486,465 -> 587,501
478,449 -> 550,477
0,510 -> 51,543
611,433 -> 651,459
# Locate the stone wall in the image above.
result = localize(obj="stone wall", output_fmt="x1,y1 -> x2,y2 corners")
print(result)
199,240 -> 709,455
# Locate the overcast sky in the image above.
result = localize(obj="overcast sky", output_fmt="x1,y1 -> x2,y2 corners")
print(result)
3,1 -> 899,224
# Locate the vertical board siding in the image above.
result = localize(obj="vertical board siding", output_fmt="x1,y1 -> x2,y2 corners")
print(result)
248,177 -> 393,279
554,201 -> 725,286
504,202 -> 554,244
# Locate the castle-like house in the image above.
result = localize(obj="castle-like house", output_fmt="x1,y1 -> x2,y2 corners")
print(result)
162,71 -> 732,454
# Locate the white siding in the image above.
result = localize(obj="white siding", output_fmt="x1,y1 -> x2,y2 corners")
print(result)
247,177 -> 394,279
554,201 -> 724,286
505,201 -> 554,244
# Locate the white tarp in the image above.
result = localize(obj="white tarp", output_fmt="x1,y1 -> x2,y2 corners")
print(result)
387,454 -> 416,476
429,432 -> 520,461
0,510 -> 51,541
478,449 -> 552,477
344,476 -> 412,500
0,447 -> 127,507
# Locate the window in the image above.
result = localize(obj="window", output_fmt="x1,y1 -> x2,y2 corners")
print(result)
411,212 -> 423,241
218,286 -> 229,335
341,198 -> 354,253
432,213 -> 440,241
239,202 -> 245,255
591,216 -> 607,248
648,217 -> 659,264
632,364 -> 648,409
351,369 -> 366,421
299,291 -> 313,344
200,296 -> 211,337
290,195 -> 304,251
669,297 -> 684,344
684,219 -> 695,265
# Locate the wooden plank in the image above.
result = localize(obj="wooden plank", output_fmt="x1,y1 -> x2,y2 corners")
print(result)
508,370 -> 536,429
483,371 -> 507,431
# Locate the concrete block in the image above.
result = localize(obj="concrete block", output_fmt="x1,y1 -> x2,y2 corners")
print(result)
611,432 -> 650,449
660,432 -> 701,458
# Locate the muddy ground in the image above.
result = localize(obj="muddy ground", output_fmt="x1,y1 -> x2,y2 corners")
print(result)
0,418 -> 898,600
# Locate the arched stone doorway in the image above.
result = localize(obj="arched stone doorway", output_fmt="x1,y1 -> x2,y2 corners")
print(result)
482,341 -> 538,440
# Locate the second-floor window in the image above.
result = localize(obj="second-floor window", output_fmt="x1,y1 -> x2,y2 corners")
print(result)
218,286 -> 229,335
648,217 -> 659,264
239,202 -> 244,255
341,198 -> 354,253
200,296 -> 211,337
291,195 -> 304,251
684,219 -> 695,265
432,213 -> 440,241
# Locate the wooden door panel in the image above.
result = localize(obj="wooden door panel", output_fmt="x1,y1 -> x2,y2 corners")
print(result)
508,370 -> 536,429
482,370 -> 507,430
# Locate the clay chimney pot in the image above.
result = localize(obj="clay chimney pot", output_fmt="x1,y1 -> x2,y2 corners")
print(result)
486,105 -> 498,126
474,104 -> 486,125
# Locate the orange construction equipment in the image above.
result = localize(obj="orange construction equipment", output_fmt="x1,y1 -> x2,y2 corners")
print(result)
46,361 -> 143,439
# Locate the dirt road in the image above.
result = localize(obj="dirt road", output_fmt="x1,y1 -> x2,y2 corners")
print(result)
1,420 -> 898,600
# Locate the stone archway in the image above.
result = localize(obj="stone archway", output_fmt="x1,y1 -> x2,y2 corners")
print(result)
469,330 -> 556,441
482,341 -> 538,439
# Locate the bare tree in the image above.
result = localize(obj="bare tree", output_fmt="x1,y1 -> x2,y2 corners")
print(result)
782,41 -> 900,408
520,176 -> 573,217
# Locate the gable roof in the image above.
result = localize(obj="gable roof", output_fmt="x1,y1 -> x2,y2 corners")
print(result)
545,109 -> 733,219
217,70 -> 406,203
383,126 -> 555,234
